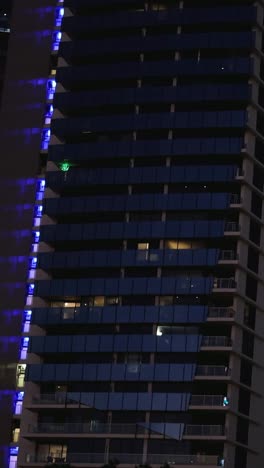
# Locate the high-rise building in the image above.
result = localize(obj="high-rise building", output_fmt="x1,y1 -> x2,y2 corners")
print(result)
2,1 -> 264,468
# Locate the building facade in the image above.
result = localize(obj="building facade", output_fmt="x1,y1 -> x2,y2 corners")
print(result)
2,1 -> 264,468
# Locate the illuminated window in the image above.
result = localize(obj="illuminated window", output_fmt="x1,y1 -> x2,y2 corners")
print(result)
16,364 -> 26,388
12,428 -> 20,443
159,296 -> 173,306
62,309 -> 75,320
82,296 -> 105,307
64,302 -> 79,308
106,297 -> 120,306
137,242 -> 149,250
51,301 -> 80,308
165,240 -> 205,250
93,296 -> 105,307
137,242 -> 149,261
49,445 -> 67,460
151,3 -> 167,10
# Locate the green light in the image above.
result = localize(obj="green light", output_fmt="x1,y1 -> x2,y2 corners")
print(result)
59,161 -> 71,172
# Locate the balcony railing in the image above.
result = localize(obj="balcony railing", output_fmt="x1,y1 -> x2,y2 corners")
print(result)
230,194 -> 241,205
185,425 -> 225,436
201,336 -> 232,347
28,422 -> 225,438
213,278 -> 236,289
219,250 -> 237,261
32,393 -> 228,408
25,453 -> 221,465
208,307 -> 234,319
28,422 -> 146,434
224,221 -> 240,232
196,366 -> 230,377
190,395 -> 225,407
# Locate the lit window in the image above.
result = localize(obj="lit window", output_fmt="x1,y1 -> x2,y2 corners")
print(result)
16,364 -> 26,388
137,242 -> 149,250
165,240 -> 205,250
106,297 -> 119,306
12,428 -> 20,443
94,296 -> 105,307
159,296 -> 173,306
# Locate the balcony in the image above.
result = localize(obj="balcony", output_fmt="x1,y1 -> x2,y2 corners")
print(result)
207,307 -> 234,319
25,453 -> 222,466
224,221 -> 240,233
213,278 -> 236,290
27,423 -> 146,436
195,366 -> 230,378
25,422 -> 226,442
201,336 -> 232,348
230,194 -> 241,205
219,250 -> 238,261
184,425 -> 225,437
190,395 -> 227,407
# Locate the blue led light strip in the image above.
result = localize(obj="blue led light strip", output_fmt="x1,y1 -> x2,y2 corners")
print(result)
9,3 -> 64,466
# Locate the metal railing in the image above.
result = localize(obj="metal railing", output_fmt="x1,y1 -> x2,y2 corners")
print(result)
219,250 -> 237,261
208,307 -> 234,319
213,278 -> 236,289
32,392 -> 228,408
201,336 -> 232,347
230,194 -> 241,204
28,422 -> 146,434
185,425 -> 225,436
25,452 -> 221,465
196,366 -> 230,377
224,221 -> 240,232
190,395 -> 225,407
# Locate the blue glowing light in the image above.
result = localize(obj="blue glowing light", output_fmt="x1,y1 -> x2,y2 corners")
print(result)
41,130 -> 51,149
17,391 -> 24,401
22,337 -> 29,347
30,257 -> 38,269
28,284 -> 35,295
55,7 -> 64,27
47,79 -> 56,100
38,179 -> 46,192
9,447 -> 19,456
45,104 -> 54,118
24,310 -> 32,320
35,205 -> 43,217
53,31 -> 62,50
33,231 -> 40,243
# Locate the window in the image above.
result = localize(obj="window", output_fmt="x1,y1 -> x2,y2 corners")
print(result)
159,296 -> 173,306
137,242 -> 150,261
137,242 -> 149,250
106,296 -> 120,306
94,296 -> 105,307
165,240 -> 205,250
12,428 -> 20,443
16,365 -> 26,388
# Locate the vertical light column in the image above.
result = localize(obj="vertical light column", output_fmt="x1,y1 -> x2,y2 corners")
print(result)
8,3 -> 64,467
